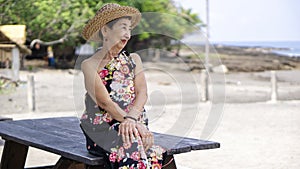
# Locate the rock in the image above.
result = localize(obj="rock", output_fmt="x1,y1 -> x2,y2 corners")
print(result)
212,64 -> 228,73
68,69 -> 81,75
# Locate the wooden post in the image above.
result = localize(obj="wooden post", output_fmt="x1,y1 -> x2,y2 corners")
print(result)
205,0 -> 210,72
153,48 -> 160,62
201,69 -> 209,101
270,71 -> 278,102
27,74 -> 36,112
11,47 -> 20,81
20,54 -> 25,69
147,48 -> 153,58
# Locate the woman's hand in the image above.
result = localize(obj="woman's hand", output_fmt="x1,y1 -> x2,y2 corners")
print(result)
136,123 -> 154,151
118,118 -> 139,144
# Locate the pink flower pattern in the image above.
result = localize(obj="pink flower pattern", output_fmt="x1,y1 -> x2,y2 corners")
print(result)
109,152 -> 117,162
99,69 -> 109,78
102,113 -> 112,123
93,115 -> 101,125
130,151 -> 140,161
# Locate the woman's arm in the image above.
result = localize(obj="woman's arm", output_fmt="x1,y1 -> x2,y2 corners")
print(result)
81,59 -> 127,122
128,53 -> 148,119
127,53 -> 154,150
82,58 -> 139,144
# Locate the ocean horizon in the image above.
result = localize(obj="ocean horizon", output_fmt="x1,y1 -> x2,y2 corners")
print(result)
212,41 -> 300,57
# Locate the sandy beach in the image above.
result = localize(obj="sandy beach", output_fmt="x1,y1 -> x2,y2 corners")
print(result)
1,58 -> 300,168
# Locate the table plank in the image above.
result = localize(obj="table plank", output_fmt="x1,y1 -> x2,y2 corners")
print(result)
154,132 -> 220,155
10,118 -> 84,142
0,118 -> 104,166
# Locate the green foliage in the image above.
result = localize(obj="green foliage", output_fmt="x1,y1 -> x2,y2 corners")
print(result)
0,0 -> 201,48
0,78 -> 17,94
0,0 -> 100,46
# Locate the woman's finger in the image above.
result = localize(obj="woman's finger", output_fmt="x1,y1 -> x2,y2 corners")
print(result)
149,132 -> 154,147
137,124 -> 147,137
128,123 -> 136,143
142,136 -> 147,148
118,123 -> 123,136
119,124 -> 126,143
146,132 -> 152,150
133,127 -> 139,138
124,123 -> 131,144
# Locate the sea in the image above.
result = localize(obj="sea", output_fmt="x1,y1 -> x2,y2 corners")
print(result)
212,41 -> 300,57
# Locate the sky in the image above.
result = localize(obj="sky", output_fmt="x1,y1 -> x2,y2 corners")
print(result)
174,0 -> 300,42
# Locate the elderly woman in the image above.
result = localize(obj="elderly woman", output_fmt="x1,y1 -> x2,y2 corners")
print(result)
80,3 -> 165,169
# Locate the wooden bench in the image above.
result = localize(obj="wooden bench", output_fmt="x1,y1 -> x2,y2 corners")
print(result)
0,117 -> 220,169
0,117 -> 12,146
0,117 -> 12,122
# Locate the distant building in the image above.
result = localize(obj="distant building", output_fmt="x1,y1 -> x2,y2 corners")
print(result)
75,43 -> 95,56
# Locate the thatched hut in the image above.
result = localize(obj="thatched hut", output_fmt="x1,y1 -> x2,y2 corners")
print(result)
0,25 -> 31,81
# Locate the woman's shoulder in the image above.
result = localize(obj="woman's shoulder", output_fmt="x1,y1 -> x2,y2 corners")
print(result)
81,56 -> 99,72
129,53 -> 142,63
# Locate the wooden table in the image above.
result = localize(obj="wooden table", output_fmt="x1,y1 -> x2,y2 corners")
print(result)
0,117 -> 220,169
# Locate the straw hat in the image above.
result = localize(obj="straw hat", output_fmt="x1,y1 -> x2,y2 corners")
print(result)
82,3 -> 141,41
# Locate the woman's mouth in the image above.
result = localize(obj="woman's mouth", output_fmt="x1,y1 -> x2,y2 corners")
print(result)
121,39 -> 127,45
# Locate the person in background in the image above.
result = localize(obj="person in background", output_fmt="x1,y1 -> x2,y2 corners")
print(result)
47,46 -> 55,67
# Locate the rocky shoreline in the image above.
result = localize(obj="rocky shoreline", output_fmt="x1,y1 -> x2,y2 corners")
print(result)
213,44 -> 290,56
214,45 -> 300,72
178,45 -> 300,72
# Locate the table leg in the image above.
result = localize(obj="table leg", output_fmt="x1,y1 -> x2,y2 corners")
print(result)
0,140 -> 29,169
163,155 -> 177,169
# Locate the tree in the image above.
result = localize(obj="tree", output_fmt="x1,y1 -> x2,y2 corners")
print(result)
0,0 -> 201,59
1,0 -> 99,45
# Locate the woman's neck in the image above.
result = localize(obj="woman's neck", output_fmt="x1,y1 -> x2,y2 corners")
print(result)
95,49 -> 114,62
101,44 -> 122,59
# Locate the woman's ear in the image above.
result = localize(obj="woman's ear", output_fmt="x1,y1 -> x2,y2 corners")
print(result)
101,26 -> 108,37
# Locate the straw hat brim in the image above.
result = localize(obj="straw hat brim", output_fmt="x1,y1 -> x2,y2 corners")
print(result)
82,6 -> 141,42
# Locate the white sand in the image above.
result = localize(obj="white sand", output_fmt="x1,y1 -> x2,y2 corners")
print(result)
1,67 -> 300,168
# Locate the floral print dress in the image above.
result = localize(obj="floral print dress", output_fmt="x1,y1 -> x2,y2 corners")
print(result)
80,51 -> 165,169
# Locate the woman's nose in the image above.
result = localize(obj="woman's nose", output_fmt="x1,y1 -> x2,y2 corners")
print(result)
124,31 -> 131,40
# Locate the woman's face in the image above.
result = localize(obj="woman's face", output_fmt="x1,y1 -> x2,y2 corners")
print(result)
105,18 -> 132,51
